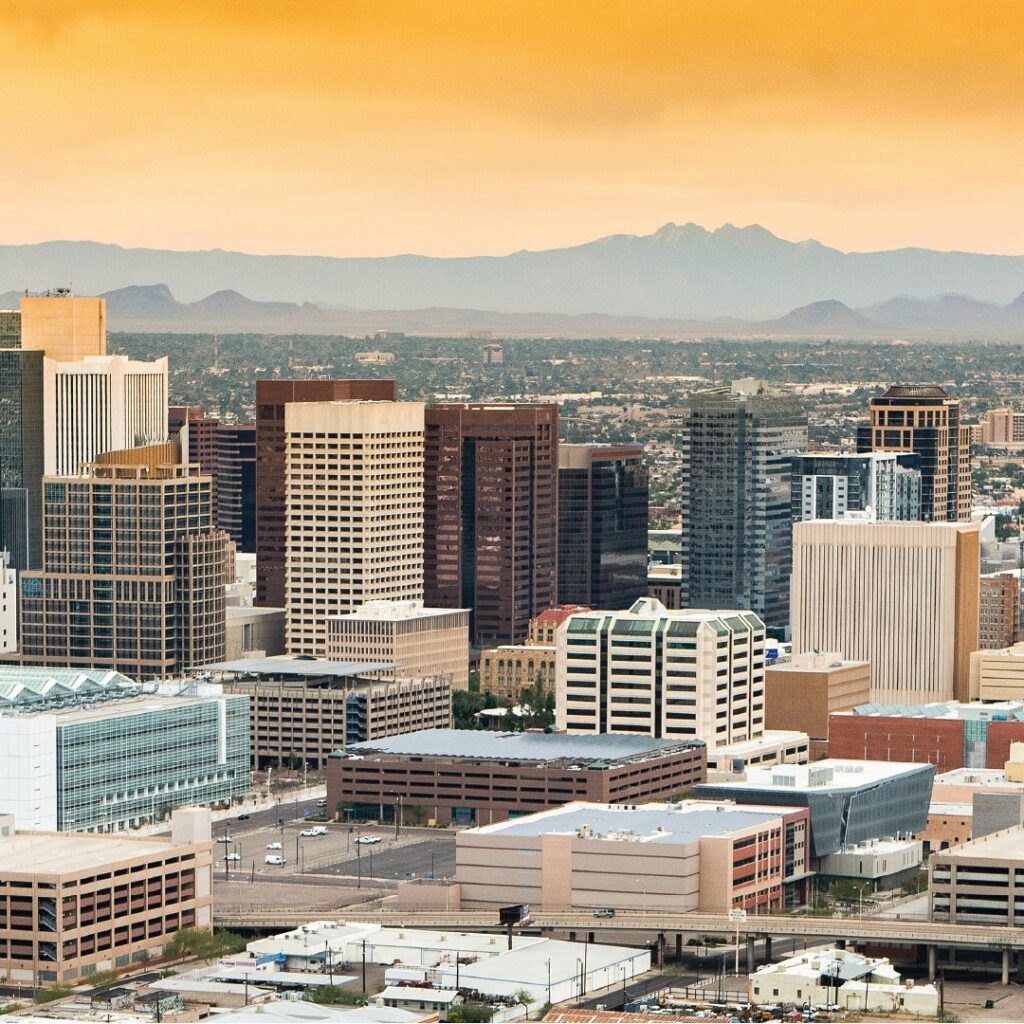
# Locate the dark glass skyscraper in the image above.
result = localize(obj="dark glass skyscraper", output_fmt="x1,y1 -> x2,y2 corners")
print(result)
215,423 -> 256,552
558,443 -> 648,610
682,382 -> 807,633
424,403 -> 558,646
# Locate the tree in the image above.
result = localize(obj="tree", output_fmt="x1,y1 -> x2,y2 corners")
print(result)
165,927 -> 247,961
509,989 -> 536,1018
305,985 -> 364,1006
448,1002 -> 494,1023
453,689 -> 486,729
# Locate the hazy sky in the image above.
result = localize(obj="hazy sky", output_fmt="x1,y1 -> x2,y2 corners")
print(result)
4,0 -> 1023,257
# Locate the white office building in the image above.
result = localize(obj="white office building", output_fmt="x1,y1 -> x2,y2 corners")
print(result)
44,354 -> 168,475
0,551 -> 15,654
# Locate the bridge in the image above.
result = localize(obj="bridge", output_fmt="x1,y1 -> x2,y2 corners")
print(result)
214,908 -> 1024,983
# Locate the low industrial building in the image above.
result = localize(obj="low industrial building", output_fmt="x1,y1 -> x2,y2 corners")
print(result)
764,652 -> 870,759
246,920 -> 651,1009
829,699 -> 1024,771
456,800 -> 811,913
204,659 -> 452,769
930,825 -> 1024,927
0,808 -> 213,985
703,730 -> 810,779
328,601 -> 470,691
816,838 -> 923,891
749,948 -> 938,1016
0,668 -> 250,831
695,759 -> 934,859
327,729 -> 706,826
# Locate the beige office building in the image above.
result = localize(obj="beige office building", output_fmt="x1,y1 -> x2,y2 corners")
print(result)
328,600 -> 469,690
284,401 -> 425,657
18,294 -> 106,361
556,598 -> 766,747
792,520 -> 980,704
765,652 -> 870,759
0,808 -> 212,985
971,641 -> 1024,701
979,408 -> 1024,449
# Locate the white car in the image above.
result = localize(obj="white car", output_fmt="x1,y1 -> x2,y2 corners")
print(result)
264,855 -> 286,866
216,836 -> 233,843
266,841 -> 283,850
225,853 -> 241,862
356,835 -> 381,845
300,826 -> 328,837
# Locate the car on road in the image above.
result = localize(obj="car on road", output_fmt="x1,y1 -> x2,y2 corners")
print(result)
316,798 -> 327,808
264,855 -> 286,866
237,813 -> 250,821
225,853 -> 241,862
266,841 -> 283,850
216,835 -> 233,843
300,826 -> 328,837
356,834 -> 381,845
594,908 -> 616,918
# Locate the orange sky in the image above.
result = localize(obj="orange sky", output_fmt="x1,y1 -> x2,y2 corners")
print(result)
3,0 -> 1023,256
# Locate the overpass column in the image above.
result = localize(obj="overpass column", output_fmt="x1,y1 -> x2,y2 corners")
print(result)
1002,949 -> 1010,986
927,945 -> 936,982
746,936 -> 756,972
656,933 -> 665,968
675,933 -> 683,961
764,936 -> 772,962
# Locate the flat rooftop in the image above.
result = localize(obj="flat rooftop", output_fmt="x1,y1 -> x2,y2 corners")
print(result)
704,759 -> 931,792
50,693 -> 235,725
330,600 -> 469,622
935,768 -> 1024,788
0,831 -> 176,874
345,728 -> 702,763
200,657 -> 399,678
467,800 -> 788,844
843,700 -> 1024,722
936,825 -> 1024,859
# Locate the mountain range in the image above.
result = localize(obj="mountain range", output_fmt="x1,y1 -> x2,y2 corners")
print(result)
1,223 -> 1024,325
3,282 -> 1023,340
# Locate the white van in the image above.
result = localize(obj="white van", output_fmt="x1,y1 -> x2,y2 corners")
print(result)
264,855 -> 286,866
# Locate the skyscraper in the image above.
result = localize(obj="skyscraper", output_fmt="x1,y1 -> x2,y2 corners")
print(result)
255,378 -> 397,607
790,452 -> 921,521
283,400 -> 424,657
170,405 -> 220,474
682,381 -> 807,632
857,384 -> 972,522
44,354 -> 168,475
791,519 -> 980,704
558,443 -> 648,609
424,403 -> 558,646
214,423 -> 256,552
15,443 -> 229,680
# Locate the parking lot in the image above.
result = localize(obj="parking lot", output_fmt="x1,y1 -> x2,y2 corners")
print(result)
212,816 -> 457,883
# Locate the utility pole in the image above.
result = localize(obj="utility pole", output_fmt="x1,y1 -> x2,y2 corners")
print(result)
361,939 -> 367,994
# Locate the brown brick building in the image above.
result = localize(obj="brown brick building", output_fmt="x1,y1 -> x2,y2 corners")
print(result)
979,572 -> 1021,650
327,729 -> 705,826
254,379 -> 396,607
424,404 -> 558,646
830,703 -> 1024,771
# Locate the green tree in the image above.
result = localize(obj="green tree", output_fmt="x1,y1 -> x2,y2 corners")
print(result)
453,689 -> 486,729
165,927 -> 247,961
305,985 -> 365,1006
448,1002 -> 494,1022
34,984 -> 74,1004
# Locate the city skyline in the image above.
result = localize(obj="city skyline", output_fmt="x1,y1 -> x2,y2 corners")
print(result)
2,2 -> 1023,257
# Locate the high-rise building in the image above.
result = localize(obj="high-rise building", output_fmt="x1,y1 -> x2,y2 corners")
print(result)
170,405 -> 219,474
284,401 -> 424,657
0,347 -> 44,570
254,379 -> 397,607
0,551 -> 15,654
979,572 -> 1021,650
682,382 -> 807,631
979,408 -> 1024,449
555,597 -> 766,747
857,385 -> 972,522
557,443 -> 648,609
14,444 -> 229,680
44,354 -> 168,476
18,293 -> 106,360
215,423 -> 256,551
327,600 -> 470,690
424,403 -> 558,646
791,519 -> 980,704
791,452 -> 921,521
